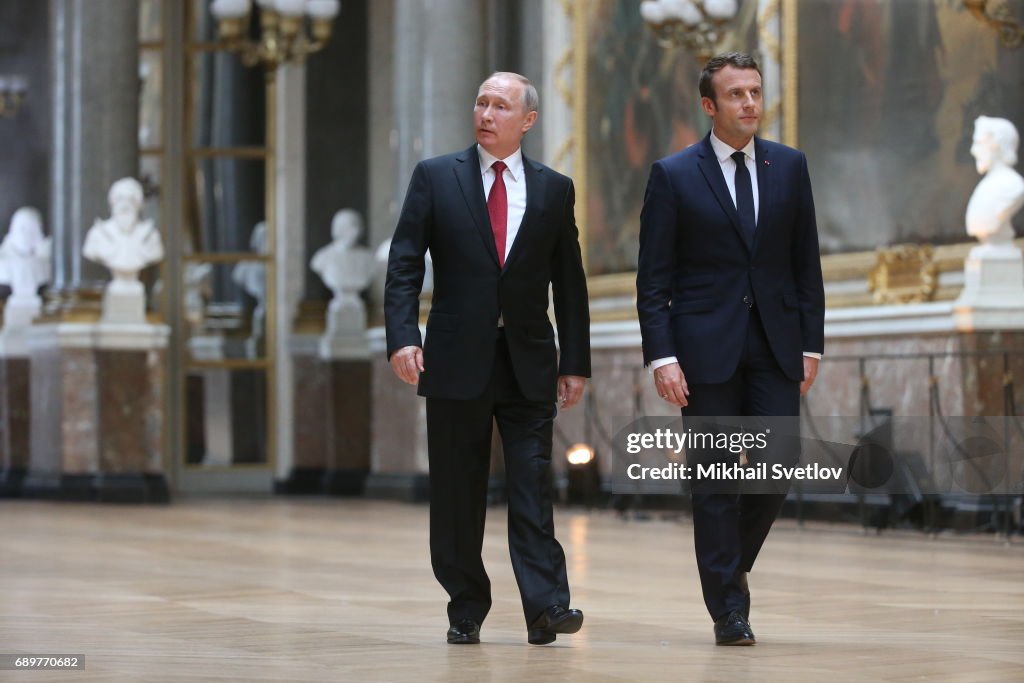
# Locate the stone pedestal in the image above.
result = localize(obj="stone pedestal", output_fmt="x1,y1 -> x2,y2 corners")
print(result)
23,322 -> 169,503
276,334 -> 372,495
319,298 -> 370,359
365,328 -> 429,501
187,335 -> 233,467
101,279 -> 147,324
2,296 -> 42,330
0,301 -> 42,497
0,350 -> 31,497
954,244 -> 1024,329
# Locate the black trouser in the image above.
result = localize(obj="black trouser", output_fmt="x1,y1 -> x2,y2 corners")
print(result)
682,306 -> 799,621
425,331 -> 569,627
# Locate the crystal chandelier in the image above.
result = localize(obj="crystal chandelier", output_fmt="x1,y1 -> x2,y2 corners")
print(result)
640,0 -> 739,62
210,0 -> 341,69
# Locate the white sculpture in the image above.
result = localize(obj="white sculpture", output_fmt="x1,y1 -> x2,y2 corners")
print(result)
311,209 -> 375,358
0,207 -> 51,330
374,238 -> 433,294
955,116 -> 1024,322
83,178 -> 164,324
966,116 -> 1024,251
232,221 -> 267,358
183,262 -> 213,330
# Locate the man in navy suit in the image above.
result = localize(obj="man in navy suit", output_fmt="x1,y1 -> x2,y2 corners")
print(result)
386,72 -> 590,646
636,53 -> 825,645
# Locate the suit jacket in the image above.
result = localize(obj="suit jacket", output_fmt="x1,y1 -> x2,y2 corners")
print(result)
636,133 -> 825,385
385,144 -> 591,402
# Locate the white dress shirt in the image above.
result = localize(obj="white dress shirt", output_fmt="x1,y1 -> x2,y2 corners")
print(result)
479,145 -> 527,327
710,130 -> 759,225
651,130 -> 820,371
478,145 -> 527,262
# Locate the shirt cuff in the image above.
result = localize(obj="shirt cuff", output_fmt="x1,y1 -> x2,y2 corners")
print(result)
650,356 -> 679,371
803,352 -> 822,360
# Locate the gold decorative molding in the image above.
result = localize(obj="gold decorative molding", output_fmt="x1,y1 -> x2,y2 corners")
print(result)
867,244 -> 939,304
39,286 -> 105,323
579,239 -> 1016,321
292,299 -> 327,335
551,1 -> 575,172
963,0 -> 1024,48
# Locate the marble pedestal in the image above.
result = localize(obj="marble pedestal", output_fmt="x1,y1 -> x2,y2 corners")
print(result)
277,335 -> 372,495
319,299 -> 371,359
23,323 -> 170,503
0,345 -> 31,497
365,328 -> 429,501
102,280 -> 147,324
954,244 -> 1024,329
363,303 -> 1024,520
0,310 -> 41,497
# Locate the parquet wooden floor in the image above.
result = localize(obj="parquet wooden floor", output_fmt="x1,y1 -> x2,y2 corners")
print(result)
1,499 -> 1021,682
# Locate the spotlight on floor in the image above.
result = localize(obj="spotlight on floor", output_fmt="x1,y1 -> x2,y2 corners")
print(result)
566,443 -> 594,465
565,443 -> 600,506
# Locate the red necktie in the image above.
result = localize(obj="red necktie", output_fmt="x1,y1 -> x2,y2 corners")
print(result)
487,160 -> 508,267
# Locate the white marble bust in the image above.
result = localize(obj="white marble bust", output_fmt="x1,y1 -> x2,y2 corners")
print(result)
83,178 -> 164,280
0,207 -> 51,301
82,178 -> 164,324
232,221 -> 268,357
232,221 -> 267,303
310,209 -> 376,358
966,116 -> 1024,253
0,207 -> 51,331
311,209 -> 374,306
955,116 -> 1024,323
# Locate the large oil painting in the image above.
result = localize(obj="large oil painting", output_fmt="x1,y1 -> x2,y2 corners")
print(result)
581,0 -> 1024,275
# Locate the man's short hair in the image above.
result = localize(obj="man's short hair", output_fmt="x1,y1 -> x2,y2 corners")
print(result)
698,52 -> 762,103
483,71 -> 539,113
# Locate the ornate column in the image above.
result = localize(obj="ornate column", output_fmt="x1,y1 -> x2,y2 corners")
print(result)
49,0 -> 140,304
366,0 -> 488,500
758,0 -> 783,142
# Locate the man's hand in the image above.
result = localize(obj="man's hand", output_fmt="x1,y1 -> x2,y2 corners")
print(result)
653,362 -> 689,407
800,356 -> 819,396
557,375 -> 586,409
390,345 -> 424,385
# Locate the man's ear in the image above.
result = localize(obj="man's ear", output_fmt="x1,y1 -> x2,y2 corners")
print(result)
700,96 -> 716,119
521,110 -> 538,134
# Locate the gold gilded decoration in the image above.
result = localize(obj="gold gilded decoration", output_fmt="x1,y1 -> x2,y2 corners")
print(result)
0,75 -> 28,118
640,1 -> 741,62
867,245 -> 939,304
292,299 -> 328,335
211,4 -> 337,69
963,0 -> 1024,48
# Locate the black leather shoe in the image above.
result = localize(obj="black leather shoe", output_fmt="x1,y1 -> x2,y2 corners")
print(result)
714,610 -> 756,646
528,605 -> 584,645
446,618 -> 480,644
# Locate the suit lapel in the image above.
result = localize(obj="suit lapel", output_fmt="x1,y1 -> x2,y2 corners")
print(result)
501,155 -> 545,274
752,136 -> 774,254
453,144 -> 500,268
696,134 -> 750,252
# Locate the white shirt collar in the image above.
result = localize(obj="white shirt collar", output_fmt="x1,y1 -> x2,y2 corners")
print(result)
710,129 -> 756,164
478,145 -> 524,181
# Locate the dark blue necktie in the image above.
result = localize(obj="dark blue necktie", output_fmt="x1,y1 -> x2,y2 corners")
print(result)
731,151 -> 756,247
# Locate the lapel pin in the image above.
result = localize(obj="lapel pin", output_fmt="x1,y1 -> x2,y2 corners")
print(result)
763,159 -> 771,166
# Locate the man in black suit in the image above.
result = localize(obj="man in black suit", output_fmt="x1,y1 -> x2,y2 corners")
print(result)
385,72 -> 591,646
636,53 -> 825,645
